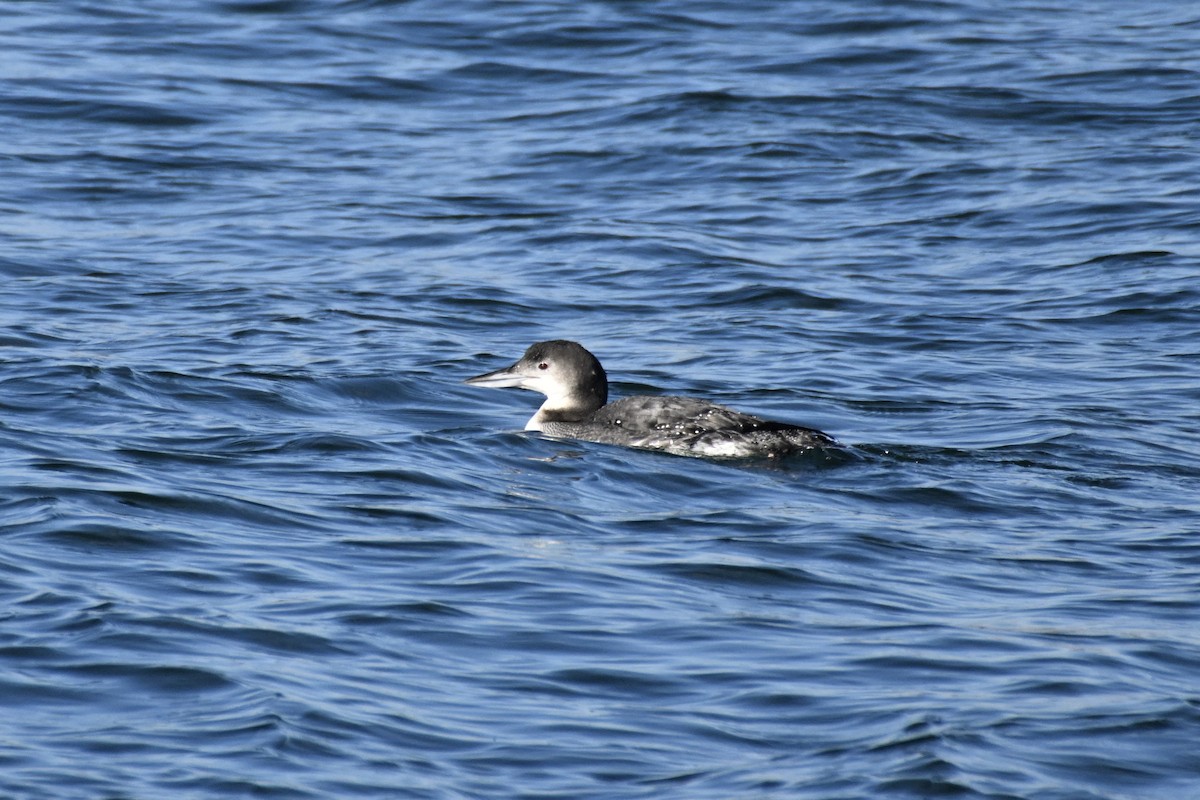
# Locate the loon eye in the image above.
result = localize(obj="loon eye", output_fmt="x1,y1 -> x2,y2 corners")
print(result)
538,362 -> 549,370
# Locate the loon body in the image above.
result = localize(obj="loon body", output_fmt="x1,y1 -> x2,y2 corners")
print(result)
465,340 -> 836,459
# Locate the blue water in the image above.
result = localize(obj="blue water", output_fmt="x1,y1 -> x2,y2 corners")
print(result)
3,2 -> 1200,797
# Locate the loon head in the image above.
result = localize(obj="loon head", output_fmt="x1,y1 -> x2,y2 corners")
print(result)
465,340 -> 609,431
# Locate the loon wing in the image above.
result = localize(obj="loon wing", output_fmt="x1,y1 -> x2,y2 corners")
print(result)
592,395 -> 822,437
539,395 -> 833,457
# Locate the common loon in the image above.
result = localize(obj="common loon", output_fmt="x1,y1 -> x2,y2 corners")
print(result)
465,340 -> 837,459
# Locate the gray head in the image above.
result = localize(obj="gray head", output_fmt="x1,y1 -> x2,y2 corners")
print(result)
464,340 -> 608,428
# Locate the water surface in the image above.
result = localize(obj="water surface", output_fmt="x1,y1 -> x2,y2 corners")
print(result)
3,2 -> 1200,798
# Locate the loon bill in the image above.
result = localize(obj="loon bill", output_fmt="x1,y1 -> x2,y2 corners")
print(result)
464,339 -> 837,459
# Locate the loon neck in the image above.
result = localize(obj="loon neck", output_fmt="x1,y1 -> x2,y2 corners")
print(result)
526,397 -> 602,431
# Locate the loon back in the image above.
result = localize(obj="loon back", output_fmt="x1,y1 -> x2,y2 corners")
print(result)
550,395 -> 835,458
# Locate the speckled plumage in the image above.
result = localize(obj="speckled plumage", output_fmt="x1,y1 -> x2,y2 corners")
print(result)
466,340 -> 836,459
